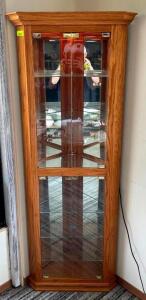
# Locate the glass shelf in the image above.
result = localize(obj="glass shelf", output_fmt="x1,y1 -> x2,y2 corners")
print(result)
40,210 -> 104,214
37,101 -> 106,168
41,236 -> 103,261
34,69 -> 108,78
41,260 -> 103,279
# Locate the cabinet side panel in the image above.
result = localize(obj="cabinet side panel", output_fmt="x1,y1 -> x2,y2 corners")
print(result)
16,25 -> 41,279
104,25 -> 128,280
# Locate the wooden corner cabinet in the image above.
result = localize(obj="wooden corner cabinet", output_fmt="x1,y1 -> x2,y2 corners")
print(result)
7,12 -> 136,291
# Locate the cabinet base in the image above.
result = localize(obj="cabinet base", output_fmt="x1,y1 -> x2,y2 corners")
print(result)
27,276 -> 117,291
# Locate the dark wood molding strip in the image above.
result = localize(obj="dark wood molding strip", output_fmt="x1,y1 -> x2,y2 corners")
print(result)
0,280 -> 12,293
28,275 -> 116,291
117,276 -> 146,300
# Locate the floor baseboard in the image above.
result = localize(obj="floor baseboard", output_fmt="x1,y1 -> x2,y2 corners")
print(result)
0,280 -> 12,293
117,276 -> 146,300
1,276 -> 145,298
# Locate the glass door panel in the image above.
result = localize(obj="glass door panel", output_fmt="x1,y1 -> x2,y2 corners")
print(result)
39,176 -> 104,279
83,37 -> 108,167
33,33 -> 109,168
33,32 -> 109,280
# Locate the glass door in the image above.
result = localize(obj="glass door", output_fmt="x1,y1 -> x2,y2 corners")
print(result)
33,32 -> 109,280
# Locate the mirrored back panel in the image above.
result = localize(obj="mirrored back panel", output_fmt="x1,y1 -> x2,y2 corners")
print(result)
33,33 -> 109,168
39,176 -> 105,279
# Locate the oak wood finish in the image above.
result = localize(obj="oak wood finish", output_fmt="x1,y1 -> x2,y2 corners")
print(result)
16,25 -> 41,280
103,24 -> 128,281
37,167 -> 106,177
7,12 -> 136,26
7,12 -> 136,291
31,25 -> 112,34
28,276 -> 116,291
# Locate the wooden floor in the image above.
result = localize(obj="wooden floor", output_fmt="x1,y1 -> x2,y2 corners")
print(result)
0,284 -> 139,299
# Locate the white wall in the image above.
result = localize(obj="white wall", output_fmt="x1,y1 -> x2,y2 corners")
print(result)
5,0 -> 146,293
0,228 -> 10,285
73,0 -> 146,13
6,0 -> 76,12
118,10 -> 146,292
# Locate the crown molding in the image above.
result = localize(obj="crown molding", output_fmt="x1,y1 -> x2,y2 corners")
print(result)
6,11 -> 137,27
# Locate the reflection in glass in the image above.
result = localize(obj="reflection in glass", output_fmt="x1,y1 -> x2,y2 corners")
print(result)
39,176 -> 104,279
33,34 -> 108,168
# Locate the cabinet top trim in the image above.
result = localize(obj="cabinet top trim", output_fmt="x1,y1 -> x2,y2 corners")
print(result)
6,11 -> 137,26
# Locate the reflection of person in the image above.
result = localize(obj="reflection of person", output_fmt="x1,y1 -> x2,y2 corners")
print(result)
49,64 -> 60,88
84,47 -> 100,87
49,46 -> 100,89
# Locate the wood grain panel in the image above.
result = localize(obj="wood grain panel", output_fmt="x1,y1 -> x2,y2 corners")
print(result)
37,167 -> 106,177
30,25 -> 112,34
28,275 -> 116,291
103,25 -> 128,280
16,25 -> 41,279
6,12 -> 137,26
